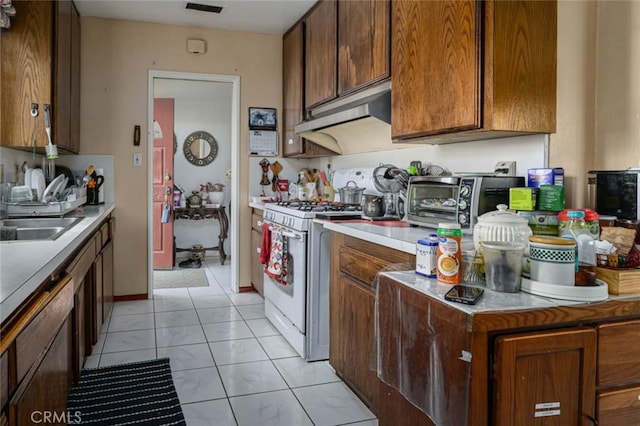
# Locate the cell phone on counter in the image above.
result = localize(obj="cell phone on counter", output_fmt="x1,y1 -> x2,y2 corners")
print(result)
444,285 -> 484,305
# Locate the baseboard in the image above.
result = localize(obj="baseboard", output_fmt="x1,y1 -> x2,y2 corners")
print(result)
114,293 -> 149,301
239,286 -> 256,293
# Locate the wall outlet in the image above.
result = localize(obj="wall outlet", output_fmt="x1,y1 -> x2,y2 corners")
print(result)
133,153 -> 142,167
494,161 -> 516,176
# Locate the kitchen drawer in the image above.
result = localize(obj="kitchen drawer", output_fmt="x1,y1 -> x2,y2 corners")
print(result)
100,222 -> 110,246
252,212 -> 263,232
15,277 -> 73,384
342,235 -> 415,265
597,385 -> 640,425
66,238 -> 96,293
338,236 -> 415,288
339,246 -> 388,288
0,350 -> 8,411
597,320 -> 640,387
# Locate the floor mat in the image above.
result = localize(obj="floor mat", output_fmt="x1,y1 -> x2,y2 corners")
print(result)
153,268 -> 209,289
67,358 -> 186,425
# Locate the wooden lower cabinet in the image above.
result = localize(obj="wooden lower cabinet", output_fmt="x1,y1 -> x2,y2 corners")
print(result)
330,232 -> 420,421
596,320 -> 640,424
494,328 -> 596,425
94,252 -> 104,338
375,271 -> 640,425
0,215 -> 115,423
251,229 -> 264,296
101,240 -> 114,319
0,351 -> 8,412
9,318 -> 73,426
335,274 -> 379,409
250,211 -> 264,296
597,385 -> 640,425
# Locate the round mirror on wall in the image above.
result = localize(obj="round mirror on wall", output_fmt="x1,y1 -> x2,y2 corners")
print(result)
183,130 -> 218,166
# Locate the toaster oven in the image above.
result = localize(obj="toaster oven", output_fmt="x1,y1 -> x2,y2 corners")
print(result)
405,175 -> 525,233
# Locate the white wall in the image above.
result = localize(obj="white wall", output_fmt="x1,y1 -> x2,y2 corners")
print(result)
55,155 -> 115,203
245,134 -> 547,202
0,148 -> 40,185
308,134 -> 547,182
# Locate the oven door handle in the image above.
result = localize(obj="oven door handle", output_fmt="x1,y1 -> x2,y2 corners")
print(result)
267,225 -> 305,241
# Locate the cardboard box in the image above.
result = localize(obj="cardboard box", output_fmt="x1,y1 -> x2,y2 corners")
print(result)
596,267 -> 640,295
517,211 -> 560,236
528,168 -> 565,188
537,185 -> 565,211
510,188 -> 537,211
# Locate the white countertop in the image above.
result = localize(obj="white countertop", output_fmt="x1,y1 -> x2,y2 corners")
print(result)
317,219 -> 447,255
249,201 -> 267,210
379,270 -> 639,315
0,203 -> 115,323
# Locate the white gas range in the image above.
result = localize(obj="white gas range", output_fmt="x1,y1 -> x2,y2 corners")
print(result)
261,200 -> 363,361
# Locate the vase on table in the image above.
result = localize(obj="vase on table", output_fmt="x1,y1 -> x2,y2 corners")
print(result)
208,191 -> 224,205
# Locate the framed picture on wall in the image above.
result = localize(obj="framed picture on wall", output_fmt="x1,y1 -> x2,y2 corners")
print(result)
248,107 -> 277,130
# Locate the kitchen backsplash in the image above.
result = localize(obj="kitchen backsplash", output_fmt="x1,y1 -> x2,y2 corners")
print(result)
0,148 -> 115,204
52,154 -> 115,203
248,134 -> 548,198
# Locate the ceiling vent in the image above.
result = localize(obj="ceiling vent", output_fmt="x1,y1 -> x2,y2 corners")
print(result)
185,2 -> 224,14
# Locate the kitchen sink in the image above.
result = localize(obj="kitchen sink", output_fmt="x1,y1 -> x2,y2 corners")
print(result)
0,217 -> 84,242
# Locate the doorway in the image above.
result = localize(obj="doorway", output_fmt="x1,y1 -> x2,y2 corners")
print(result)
147,71 -> 241,294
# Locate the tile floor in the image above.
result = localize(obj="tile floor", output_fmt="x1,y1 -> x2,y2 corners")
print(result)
85,258 -> 378,426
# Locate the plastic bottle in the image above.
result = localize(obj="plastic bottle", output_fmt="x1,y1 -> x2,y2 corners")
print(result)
436,223 -> 463,284
179,192 -> 186,208
561,210 -> 596,285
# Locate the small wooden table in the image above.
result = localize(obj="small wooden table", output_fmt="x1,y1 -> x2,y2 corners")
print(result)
174,206 -> 228,265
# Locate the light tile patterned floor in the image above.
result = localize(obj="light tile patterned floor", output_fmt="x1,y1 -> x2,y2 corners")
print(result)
86,258 -> 378,426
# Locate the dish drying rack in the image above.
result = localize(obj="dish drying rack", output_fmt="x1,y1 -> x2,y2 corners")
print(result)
3,196 -> 87,218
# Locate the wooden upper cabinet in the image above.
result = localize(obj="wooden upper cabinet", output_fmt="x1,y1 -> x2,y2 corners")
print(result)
283,20 -> 340,158
55,0 -> 72,151
1,0 -> 80,153
283,23 -> 305,157
391,0 -> 557,142
392,0 -> 480,138
337,0 -> 390,95
305,0 -> 337,109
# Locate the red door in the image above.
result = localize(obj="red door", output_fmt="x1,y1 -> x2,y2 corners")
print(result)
153,98 -> 175,269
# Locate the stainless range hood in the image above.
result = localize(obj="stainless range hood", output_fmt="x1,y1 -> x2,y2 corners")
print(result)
295,81 -> 395,154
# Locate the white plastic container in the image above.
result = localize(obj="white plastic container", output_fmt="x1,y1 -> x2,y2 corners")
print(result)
473,204 -> 532,252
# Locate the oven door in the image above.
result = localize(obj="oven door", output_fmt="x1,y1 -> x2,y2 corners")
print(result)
405,177 -> 461,227
263,222 -> 307,333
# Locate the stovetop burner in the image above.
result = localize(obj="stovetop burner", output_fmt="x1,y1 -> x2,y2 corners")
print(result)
278,200 -> 362,212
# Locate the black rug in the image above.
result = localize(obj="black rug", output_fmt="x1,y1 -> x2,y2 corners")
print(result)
67,358 -> 186,425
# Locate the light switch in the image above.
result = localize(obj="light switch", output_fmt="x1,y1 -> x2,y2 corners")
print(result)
133,153 -> 142,167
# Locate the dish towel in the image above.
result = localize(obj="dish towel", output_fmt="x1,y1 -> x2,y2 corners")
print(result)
259,221 -> 271,264
266,227 -> 289,286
